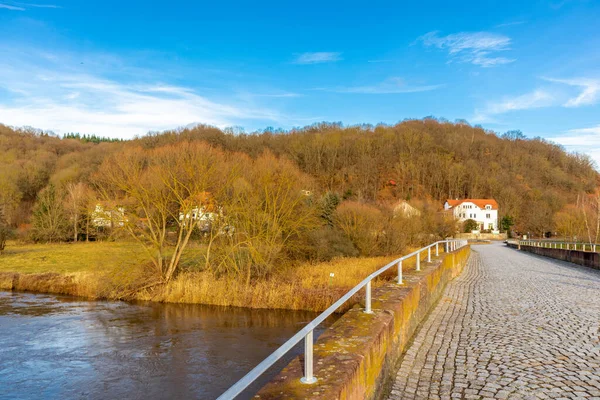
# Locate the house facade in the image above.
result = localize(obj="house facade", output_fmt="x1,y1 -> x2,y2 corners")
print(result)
91,204 -> 126,228
444,199 -> 499,231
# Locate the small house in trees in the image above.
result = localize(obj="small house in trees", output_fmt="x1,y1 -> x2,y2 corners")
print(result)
178,192 -> 220,233
393,200 -> 421,218
444,199 -> 499,231
91,204 -> 126,228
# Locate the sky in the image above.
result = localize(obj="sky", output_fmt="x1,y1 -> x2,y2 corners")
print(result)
1,0 -> 599,163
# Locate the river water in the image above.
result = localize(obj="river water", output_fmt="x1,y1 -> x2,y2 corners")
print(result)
0,291 -> 336,400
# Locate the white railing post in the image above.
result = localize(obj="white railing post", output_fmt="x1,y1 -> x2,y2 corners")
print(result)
445,241 -> 448,253
364,280 -> 373,314
416,252 -> 421,271
397,260 -> 403,284
300,330 -> 317,384
594,244 -> 597,253
436,242 -> 439,256
427,247 -> 431,263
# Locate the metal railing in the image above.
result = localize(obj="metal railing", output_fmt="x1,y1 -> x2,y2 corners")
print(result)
217,239 -> 468,400
519,240 -> 599,252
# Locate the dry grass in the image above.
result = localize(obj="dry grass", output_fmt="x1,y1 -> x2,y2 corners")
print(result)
0,241 -> 440,312
153,254 -> 427,312
0,240 -> 147,274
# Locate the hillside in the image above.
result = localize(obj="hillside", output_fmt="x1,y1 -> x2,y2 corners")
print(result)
1,120 -> 597,236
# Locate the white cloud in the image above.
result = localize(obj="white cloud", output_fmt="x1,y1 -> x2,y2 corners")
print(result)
551,125 -> 600,167
250,92 -> 301,98
495,21 -> 526,28
472,89 -> 555,123
559,125 -> 600,146
542,77 -> 600,107
0,47 -> 299,138
293,52 -> 342,64
417,31 -> 515,67
325,77 -> 444,94
0,1 -> 59,10
0,3 -> 24,10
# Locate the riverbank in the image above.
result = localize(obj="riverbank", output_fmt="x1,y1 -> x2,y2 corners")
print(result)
0,241 -> 423,312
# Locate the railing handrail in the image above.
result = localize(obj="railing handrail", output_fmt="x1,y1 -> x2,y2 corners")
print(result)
518,240 -> 599,253
518,240 -> 600,245
217,239 -> 467,400
519,240 -> 600,245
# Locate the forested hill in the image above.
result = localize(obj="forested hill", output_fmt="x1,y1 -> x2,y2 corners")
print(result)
0,119 -> 597,235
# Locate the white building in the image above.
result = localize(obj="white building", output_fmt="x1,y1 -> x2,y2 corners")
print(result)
179,206 -> 218,231
91,204 -> 126,228
393,200 -> 421,218
444,199 -> 499,232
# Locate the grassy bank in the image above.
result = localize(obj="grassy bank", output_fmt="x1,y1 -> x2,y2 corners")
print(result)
0,241 -> 425,312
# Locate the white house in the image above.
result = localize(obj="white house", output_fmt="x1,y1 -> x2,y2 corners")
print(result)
91,204 -> 126,228
444,199 -> 499,231
393,200 -> 421,218
179,206 -> 219,231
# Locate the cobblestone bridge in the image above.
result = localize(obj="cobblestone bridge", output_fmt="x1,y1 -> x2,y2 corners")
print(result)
386,242 -> 600,400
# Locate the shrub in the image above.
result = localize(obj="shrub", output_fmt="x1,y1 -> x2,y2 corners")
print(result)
463,219 -> 479,233
333,201 -> 385,256
302,226 -> 359,261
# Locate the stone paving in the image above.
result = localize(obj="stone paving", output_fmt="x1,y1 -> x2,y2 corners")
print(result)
387,242 -> 600,400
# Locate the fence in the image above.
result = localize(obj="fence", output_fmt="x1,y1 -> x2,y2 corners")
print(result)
519,240 -> 599,252
217,239 -> 468,400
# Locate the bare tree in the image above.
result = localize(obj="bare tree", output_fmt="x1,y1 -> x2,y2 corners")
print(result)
96,142 -> 235,284
0,204 -> 12,255
65,182 -> 89,242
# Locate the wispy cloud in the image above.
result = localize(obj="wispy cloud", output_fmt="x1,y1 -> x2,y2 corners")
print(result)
564,125 -> 600,136
0,3 -> 25,10
251,92 -> 301,98
551,125 -> 600,167
293,52 -> 342,64
473,89 -> 555,122
0,47 -> 304,137
0,1 -> 59,10
542,77 -> 600,107
323,77 -> 444,94
495,21 -> 526,28
417,31 -> 515,67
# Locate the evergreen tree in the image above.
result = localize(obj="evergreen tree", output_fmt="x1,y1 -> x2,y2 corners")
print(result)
319,192 -> 340,226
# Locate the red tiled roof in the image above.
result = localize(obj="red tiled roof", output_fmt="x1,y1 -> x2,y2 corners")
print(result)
446,199 -> 498,210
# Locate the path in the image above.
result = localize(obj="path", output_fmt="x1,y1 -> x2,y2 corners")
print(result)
387,242 -> 600,400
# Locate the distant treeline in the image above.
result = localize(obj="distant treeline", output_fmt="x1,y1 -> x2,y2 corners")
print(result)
63,133 -> 123,144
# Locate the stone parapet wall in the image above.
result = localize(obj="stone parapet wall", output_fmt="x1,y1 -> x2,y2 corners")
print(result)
257,246 -> 471,400
455,232 -> 507,241
519,245 -> 600,271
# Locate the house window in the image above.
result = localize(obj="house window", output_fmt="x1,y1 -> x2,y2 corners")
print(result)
485,205 -> 491,210
486,213 -> 491,219
488,223 -> 494,229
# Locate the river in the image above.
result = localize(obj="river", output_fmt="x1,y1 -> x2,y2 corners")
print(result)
0,291 -> 336,400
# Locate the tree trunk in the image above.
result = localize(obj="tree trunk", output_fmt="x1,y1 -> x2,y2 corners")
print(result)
73,212 -> 78,242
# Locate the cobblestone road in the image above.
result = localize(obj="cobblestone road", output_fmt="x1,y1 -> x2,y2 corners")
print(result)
387,243 -> 600,400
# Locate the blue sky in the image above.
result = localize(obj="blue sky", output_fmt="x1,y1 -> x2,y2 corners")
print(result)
1,0 -> 600,163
